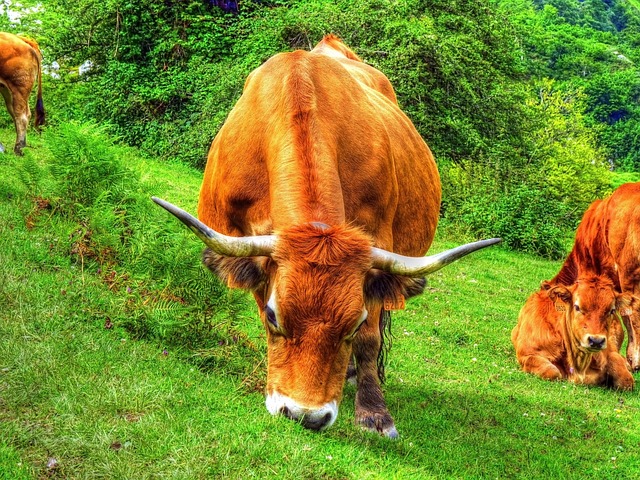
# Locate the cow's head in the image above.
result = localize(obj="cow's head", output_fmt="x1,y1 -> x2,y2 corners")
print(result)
153,198 -> 500,430
545,277 -> 639,353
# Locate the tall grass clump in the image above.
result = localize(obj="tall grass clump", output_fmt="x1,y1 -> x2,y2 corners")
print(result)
21,123 -> 262,374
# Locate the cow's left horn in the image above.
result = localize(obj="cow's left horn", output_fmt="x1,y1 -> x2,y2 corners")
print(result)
371,238 -> 501,276
152,197 -> 276,257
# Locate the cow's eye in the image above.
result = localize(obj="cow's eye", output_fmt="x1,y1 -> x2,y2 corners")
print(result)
265,306 -> 278,329
574,304 -> 580,313
610,308 -> 616,316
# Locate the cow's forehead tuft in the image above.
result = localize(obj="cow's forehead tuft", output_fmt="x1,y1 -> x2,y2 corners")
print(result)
273,223 -> 372,268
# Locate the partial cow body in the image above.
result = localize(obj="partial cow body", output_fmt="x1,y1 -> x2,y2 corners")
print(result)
0,32 -> 45,155
154,35 -> 500,437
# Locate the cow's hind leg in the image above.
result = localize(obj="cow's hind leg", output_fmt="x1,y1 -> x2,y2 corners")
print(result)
353,305 -> 398,438
1,80 -> 32,156
623,311 -> 640,371
0,84 -> 13,154
11,98 -> 30,156
605,352 -> 634,391
618,266 -> 640,370
346,357 -> 357,385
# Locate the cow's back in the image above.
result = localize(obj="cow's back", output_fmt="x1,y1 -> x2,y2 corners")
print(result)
603,183 -> 640,276
198,46 -> 440,256
0,32 -> 38,78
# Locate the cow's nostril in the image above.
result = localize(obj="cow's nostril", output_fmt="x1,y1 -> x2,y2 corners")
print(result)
588,336 -> 606,349
280,406 -> 293,419
301,412 -> 332,431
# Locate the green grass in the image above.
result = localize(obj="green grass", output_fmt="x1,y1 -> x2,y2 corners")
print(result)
1,125 -> 640,479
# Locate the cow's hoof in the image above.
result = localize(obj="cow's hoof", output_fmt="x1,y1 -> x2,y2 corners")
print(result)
356,412 -> 398,439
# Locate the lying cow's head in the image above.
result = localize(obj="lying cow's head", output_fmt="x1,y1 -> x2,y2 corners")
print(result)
545,277 -> 639,353
153,198 -> 500,430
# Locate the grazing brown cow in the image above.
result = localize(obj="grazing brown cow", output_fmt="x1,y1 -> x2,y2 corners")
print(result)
0,32 -> 45,155
153,35 -> 500,437
512,276 -> 637,390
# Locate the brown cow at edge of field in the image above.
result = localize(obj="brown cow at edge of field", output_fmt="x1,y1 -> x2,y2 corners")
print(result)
512,276 -> 637,390
0,32 -> 45,155
512,182 -> 640,387
152,34 -> 501,438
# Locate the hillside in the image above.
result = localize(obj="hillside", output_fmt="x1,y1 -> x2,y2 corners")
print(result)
1,126 -> 640,478
0,0 -> 628,258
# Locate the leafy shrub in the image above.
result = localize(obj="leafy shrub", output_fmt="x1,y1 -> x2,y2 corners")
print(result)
441,162 -> 570,259
442,80 -> 612,258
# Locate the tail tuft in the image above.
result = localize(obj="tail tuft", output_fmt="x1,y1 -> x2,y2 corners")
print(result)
35,97 -> 45,128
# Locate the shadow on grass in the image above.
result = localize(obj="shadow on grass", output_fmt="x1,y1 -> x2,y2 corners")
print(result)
330,378 -> 635,478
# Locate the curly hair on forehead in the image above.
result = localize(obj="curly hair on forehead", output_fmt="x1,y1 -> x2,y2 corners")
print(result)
273,223 -> 372,268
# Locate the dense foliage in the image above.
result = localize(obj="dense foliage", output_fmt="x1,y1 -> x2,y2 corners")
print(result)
6,0 -> 640,257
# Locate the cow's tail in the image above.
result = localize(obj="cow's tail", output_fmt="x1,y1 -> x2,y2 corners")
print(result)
34,51 -> 45,128
377,310 -> 393,384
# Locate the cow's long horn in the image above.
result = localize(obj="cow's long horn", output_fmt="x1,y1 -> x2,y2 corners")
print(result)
371,238 -> 501,276
152,197 -> 276,257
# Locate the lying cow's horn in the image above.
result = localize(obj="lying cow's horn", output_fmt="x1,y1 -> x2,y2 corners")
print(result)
152,197 -> 276,257
371,238 -> 502,276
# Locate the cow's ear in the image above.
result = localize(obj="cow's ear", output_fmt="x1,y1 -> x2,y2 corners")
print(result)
364,271 -> 426,310
202,248 -> 269,291
540,280 -> 553,291
616,292 -> 640,317
548,285 -> 572,312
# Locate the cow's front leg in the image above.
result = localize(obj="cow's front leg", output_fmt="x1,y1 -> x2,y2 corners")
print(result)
353,305 -> 398,438
520,354 -> 563,380
605,351 -> 634,391
622,311 -> 640,371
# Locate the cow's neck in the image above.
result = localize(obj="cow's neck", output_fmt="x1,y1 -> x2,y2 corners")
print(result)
560,310 -> 592,381
268,153 -> 346,226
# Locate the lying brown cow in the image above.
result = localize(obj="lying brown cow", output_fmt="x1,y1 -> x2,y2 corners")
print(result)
512,276 -> 637,390
154,34 -> 500,437
0,32 -> 45,155
545,182 -> 640,369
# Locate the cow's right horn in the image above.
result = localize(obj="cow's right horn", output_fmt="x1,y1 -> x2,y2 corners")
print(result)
152,197 -> 276,257
371,238 -> 501,276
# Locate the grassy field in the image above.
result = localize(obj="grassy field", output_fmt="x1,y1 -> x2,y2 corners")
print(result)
1,125 -> 640,479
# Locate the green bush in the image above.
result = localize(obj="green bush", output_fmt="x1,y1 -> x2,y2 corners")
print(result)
47,122 -> 136,211
441,79 -> 612,258
441,162 -> 570,259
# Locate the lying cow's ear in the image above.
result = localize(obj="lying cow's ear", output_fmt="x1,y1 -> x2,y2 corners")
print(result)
616,292 -> 640,317
548,285 -> 572,312
364,271 -> 426,309
540,280 -> 553,291
202,248 -> 269,291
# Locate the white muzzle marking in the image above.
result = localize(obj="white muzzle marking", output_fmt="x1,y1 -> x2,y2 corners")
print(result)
266,392 -> 338,431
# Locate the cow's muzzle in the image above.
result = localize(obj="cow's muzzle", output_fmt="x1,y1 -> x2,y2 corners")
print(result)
266,392 -> 337,431
586,335 -> 607,351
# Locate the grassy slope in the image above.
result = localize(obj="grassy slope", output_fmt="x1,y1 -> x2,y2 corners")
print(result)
1,127 -> 640,479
